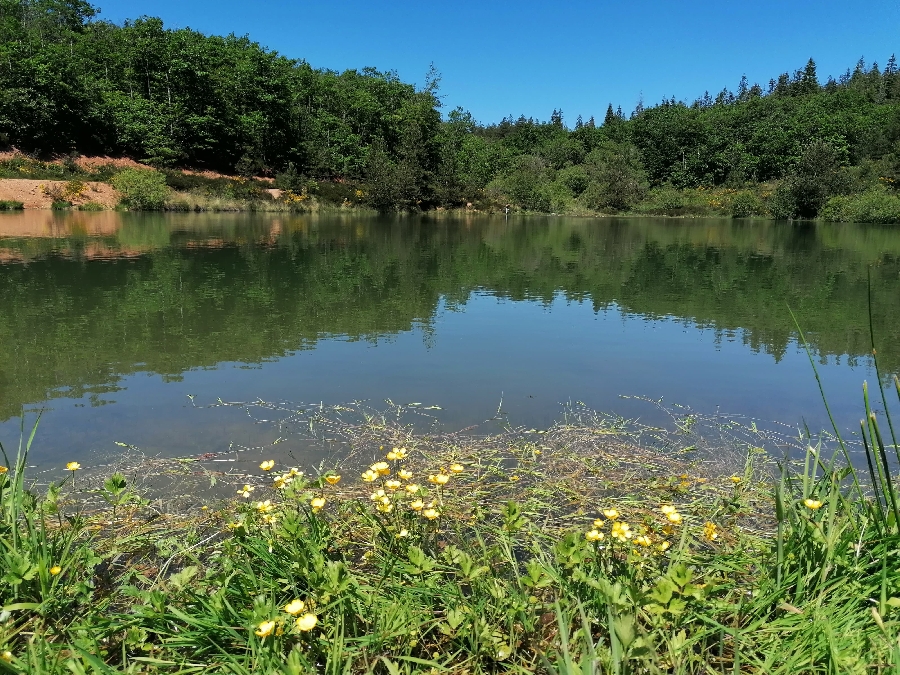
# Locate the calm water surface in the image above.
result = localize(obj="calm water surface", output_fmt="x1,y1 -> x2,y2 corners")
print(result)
1,211 -> 898,467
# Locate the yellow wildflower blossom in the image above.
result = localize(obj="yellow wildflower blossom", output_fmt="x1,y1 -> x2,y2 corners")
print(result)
256,500 -> 274,513
325,474 -> 341,485
703,522 -> 718,541
660,504 -> 677,515
255,620 -> 276,638
635,534 -> 652,547
289,467 -> 303,477
50,565 -> 62,575
803,498 -> 823,510
295,613 -> 318,631
593,518 -> 605,528
361,469 -> 378,482
422,508 -> 440,520
585,529 -> 604,542
405,483 -> 420,494
259,460 -> 275,471
610,521 -> 632,541
66,462 -> 81,471
428,473 -> 450,485
370,489 -> 387,501
273,474 -> 292,489
310,497 -> 326,513
396,528 -> 409,538
1,651 -> 11,662
666,511 -> 683,524
261,513 -> 277,525
237,485 -> 255,498
398,469 -> 413,480
376,501 -> 394,513
0,466 -> 8,474
385,479 -> 402,491
658,540 -> 671,552
409,499 -> 425,511
371,461 -> 391,476
603,508 -> 620,520
730,476 -> 742,484
449,463 -> 464,473
284,599 -> 305,615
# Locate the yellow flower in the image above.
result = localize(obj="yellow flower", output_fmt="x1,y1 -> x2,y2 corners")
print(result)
284,599 -> 305,615
703,522 -> 718,541
405,483 -> 421,494
666,511 -> 683,524
428,473 -> 450,485
371,461 -> 391,476
409,499 -> 425,511
449,463 -> 464,474
634,534 -> 652,547
803,498 -> 823,510
730,476 -> 742,484
610,521 -> 632,541
593,518 -> 605,528
310,497 -> 326,513
585,529 -> 604,542
255,620 -> 276,637
376,501 -> 394,513
325,474 -> 341,485
1,651 -> 11,662
256,500 -> 274,513
273,474 -> 292,489
0,466 -> 8,474
361,469 -> 378,482
370,489 -> 387,501
396,528 -> 409,538
509,475 -> 520,482
603,508 -> 619,520
289,467 -> 303,477
261,513 -> 277,525
398,469 -> 413,480
295,613 -> 318,631
422,508 -> 440,520
237,485 -> 255,498
660,504 -> 677,515
385,479 -> 402,491
66,462 -> 81,471
658,540 -> 671,552
259,460 -> 275,471
49,565 -> 62,575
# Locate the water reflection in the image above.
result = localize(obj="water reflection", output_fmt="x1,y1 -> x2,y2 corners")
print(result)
1,211 -> 897,463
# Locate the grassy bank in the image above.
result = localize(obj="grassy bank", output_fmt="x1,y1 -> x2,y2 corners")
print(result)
4,154 -> 900,221
1,385 -> 900,674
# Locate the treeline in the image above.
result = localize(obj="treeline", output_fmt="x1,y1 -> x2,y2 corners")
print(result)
2,0 -> 900,217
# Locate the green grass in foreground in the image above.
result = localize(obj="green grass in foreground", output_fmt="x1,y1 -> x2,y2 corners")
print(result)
1,384 -> 900,674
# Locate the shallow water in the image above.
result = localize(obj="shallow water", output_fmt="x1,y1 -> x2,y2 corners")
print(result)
1,211 -> 898,468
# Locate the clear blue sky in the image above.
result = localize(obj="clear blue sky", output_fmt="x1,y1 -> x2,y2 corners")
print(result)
92,0 -> 898,126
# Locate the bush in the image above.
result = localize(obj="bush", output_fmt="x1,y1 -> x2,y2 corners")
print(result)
730,191 -> 765,218
111,169 -> 170,210
820,188 -> 900,224
77,202 -> 104,211
50,200 -> 71,210
0,200 -> 24,210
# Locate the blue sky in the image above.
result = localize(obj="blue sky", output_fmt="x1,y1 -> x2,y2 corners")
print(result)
93,0 -> 898,126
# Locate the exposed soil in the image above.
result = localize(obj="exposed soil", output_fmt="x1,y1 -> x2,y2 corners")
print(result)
0,179 -> 120,209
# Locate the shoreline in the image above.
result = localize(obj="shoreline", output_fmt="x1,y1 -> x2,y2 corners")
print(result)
2,396 -> 898,672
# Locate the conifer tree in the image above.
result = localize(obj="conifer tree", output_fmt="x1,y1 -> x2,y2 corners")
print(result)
603,104 -> 616,126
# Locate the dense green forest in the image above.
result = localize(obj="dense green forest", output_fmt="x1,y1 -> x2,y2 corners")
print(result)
3,0 -> 900,218
2,213 -> 898,420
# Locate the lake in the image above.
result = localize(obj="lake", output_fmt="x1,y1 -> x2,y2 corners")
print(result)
1,211 -> 898,469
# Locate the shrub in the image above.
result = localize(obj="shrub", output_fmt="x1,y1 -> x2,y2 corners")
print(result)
111,168 -> 170,210
0,200 -> 24,210
77,202 -> 104,211
50,200 -> 71,210
730,191 -> 765,218
820,188 -> 900,224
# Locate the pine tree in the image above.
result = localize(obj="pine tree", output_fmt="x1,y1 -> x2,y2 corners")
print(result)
574,114 -> 583,129
586,116 -> 596,129
737,75 -> 749,100
603,104 -> 616,126
801,58 -> 819,94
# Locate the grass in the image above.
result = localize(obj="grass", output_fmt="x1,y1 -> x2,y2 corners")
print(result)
0,200 -> 24,210
1,379 -> 899,674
